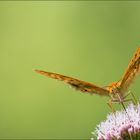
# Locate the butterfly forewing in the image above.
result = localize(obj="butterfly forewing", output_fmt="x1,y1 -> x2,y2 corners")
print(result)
120,47 -> 140,91
35,70 -> 109,96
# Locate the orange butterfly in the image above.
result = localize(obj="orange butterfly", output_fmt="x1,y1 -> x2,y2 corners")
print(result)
35,48 -> 140,104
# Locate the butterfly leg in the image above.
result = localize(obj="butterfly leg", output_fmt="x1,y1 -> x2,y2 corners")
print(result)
107,94 -> 122,113
115,93 -> 132,119
107,100 -> 116,113
121,93 -> 134,104
123,98 -> 134,103
116,92 -> 127,112
122,92 -> 131,99
122,91 -> 137,104
128,91 -> 137,104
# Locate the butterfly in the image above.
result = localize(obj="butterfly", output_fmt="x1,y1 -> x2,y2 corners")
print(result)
35,47 -> 140,104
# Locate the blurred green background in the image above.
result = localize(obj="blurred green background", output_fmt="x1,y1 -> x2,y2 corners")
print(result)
0,1 -> 140,139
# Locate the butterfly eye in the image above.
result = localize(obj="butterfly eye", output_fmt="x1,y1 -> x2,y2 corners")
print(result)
111,89 -> 114,93
111,88 -> 116,93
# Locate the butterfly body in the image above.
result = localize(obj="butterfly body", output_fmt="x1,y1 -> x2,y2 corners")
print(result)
35,47 -> 140,103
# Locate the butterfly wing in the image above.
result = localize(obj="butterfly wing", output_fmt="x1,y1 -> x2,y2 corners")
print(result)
35,70 -> 109,96
119,47 -> 140,91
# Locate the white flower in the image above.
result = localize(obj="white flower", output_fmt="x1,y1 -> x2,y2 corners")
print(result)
92,103 -> 140,140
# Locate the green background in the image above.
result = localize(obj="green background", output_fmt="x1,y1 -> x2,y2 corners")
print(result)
0,1 -> 140,139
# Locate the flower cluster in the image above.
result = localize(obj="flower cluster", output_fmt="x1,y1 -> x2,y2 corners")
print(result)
92,103 -> 140,140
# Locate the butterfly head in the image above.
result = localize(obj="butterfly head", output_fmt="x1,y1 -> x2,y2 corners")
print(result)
107,82 -> 121,94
